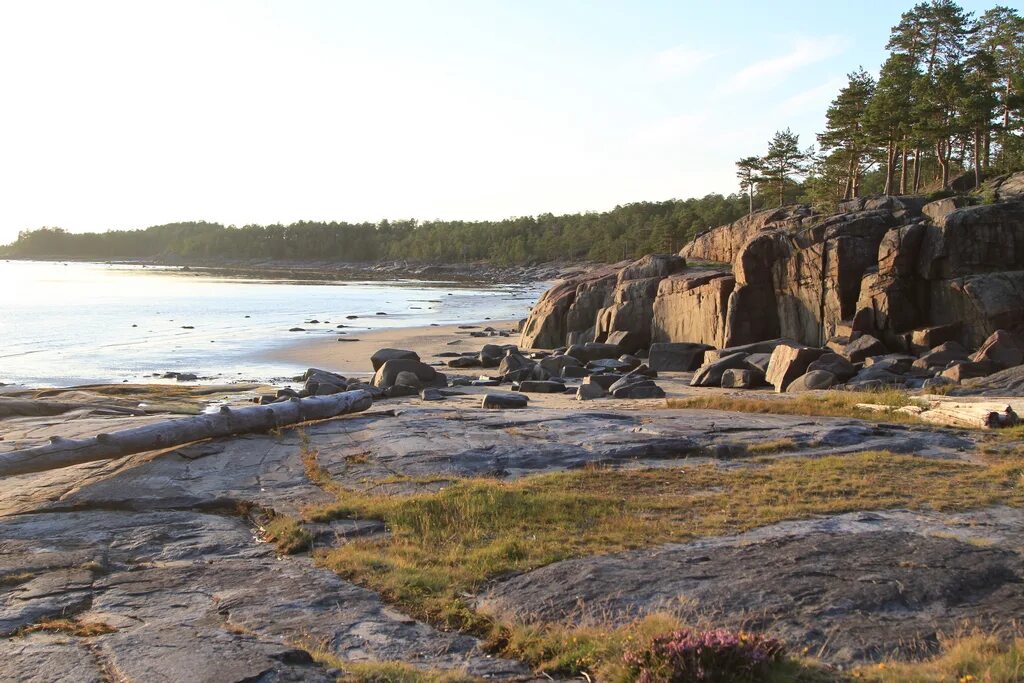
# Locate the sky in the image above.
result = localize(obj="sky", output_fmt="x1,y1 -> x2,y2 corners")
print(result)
0,0 -> 1018,243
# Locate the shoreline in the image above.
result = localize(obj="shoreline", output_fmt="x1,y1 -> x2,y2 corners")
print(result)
1,255 -> 594,286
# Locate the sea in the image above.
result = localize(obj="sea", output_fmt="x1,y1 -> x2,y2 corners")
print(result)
0,260 -> 545,387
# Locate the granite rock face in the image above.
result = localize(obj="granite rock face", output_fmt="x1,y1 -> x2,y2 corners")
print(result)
520,174 -> 1024,366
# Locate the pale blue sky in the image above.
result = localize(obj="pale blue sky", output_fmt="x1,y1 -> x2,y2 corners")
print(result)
0,0 -> 1017,242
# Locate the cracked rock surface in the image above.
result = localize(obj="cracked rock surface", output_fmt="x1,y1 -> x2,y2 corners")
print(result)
478,507 -> 1024,666
0,387 -> 1010,678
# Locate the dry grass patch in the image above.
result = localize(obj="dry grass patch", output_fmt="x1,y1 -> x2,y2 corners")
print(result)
746,438 -> 800,455
262,515 -> 312,554
668,389 -> 927,423
309,450 -> 1023,661
857,632 -> 1024,682
300,640 -> 477,683
18,618 -> 116,637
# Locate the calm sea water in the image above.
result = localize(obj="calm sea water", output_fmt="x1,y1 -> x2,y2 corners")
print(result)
0,261 -> 544,387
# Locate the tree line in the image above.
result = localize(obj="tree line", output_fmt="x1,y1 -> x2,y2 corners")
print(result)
738,1 -> 1024,211
1,195 -> 748,265
8,1 -> 1022,265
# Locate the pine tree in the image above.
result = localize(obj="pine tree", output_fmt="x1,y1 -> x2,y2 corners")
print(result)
735,156 -> 763,215
972,6 -> 1024,168
864,54 -> 918,194
818,68 -> 876,199
760,129 -> 813,207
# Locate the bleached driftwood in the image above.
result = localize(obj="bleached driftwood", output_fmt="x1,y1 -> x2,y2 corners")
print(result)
916,401 -> 1019,429
855,399 -> 1020,429
0,390 -> 373,478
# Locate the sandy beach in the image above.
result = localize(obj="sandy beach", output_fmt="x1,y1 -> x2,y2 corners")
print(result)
263,319 -> 524,378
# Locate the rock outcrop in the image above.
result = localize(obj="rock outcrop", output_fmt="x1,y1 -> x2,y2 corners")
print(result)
520,173 -> 1024,380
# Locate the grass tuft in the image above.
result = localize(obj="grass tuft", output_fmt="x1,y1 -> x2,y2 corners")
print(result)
856,633 -> 1024,682
263,515 -> 312,554
18,618 -> 116,638
668,389 -> 926,423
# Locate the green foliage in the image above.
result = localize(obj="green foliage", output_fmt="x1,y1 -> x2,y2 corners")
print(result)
759,129 -> 814,207
3,196 -> 749,265
743,1 -> 1024,202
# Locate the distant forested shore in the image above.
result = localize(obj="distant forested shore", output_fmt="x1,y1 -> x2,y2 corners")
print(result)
6,0 -> 1021,267
0,195 -> 750,266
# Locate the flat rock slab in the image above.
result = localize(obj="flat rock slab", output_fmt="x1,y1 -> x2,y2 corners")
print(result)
298,408 -> 975,486
478,508 -> 1024,667
0,509 -> 526,681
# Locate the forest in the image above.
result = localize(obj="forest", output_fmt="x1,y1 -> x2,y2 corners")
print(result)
5,1 -> 1022,265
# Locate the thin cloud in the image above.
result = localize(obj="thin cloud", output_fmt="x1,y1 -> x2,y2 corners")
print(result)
649,45 -> 716,79
774,76 -> 847,117
721,36 -> 848,93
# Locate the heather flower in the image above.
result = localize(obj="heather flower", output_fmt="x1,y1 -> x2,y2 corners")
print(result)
623,628 -> 784,682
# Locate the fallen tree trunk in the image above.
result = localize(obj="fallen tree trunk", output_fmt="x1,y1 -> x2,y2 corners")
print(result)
0,390 -> 373,478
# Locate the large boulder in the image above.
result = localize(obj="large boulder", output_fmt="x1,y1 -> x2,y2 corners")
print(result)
370,348 -> 420,371
372,359 -> 442,389
840,335 -> 887,363
940,360 -> 1001,383
918,202 -> 1024,280
650,272 -> 735,347
690,352 -> 749,387
806,353 -> 856,381
594,276 -> 663,348
518,263 -> 623,349
604,330 -> 646,355
910,324 -> 961,355
786,370 -> 838,392
928,271 -> 1024,348
498,352 -> 533,375
765,346 -> 827,392
647,342 -> 712,372
566,342 -> 621,363
971,329 -> 1024,368
480,344 -> 518,368
720,368 -> 753,389
913,341 -> 970,370
481,393 -> 529,409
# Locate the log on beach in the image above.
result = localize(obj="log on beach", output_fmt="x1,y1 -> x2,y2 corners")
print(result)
0,390 -> 374,478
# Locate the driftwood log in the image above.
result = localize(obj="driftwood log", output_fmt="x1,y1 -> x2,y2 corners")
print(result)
856,399 -> 1020,429
0,390 -> 373,478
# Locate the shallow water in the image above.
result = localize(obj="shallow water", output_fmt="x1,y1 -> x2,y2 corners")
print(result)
0,260 -> 544,387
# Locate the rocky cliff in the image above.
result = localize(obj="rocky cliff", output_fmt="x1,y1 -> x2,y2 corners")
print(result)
520,172 -> 1024,362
